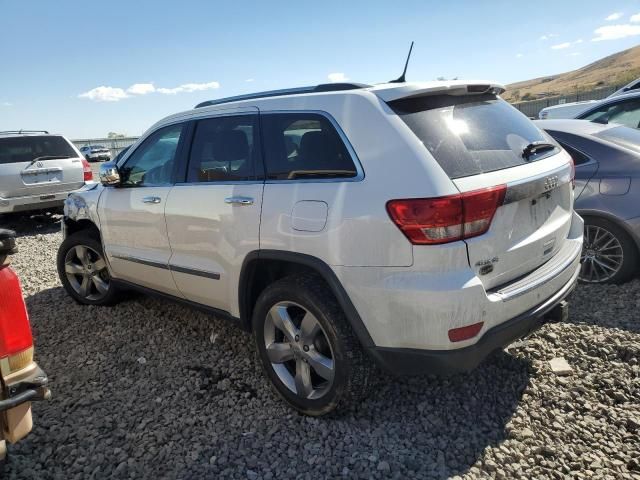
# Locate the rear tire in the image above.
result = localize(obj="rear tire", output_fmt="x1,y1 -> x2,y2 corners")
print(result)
580,217 -> 638,284
252,274 -> 374,416
57,231 -> 120,305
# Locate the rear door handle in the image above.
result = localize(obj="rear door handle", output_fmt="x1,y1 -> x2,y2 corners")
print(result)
225,196 -> 254,205
142,196 -> 162,204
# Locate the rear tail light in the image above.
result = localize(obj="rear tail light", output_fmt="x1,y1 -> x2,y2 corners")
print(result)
0,267 -> 34,365
81,157 -> 93,181
386,185 -> 506,245
568,158 -> 575,189
448,322 -> 484,342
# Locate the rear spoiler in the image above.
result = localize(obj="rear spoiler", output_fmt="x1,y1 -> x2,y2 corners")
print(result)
370,81 -> 505,103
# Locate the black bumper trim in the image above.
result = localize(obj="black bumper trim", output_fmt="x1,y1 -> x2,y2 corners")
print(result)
0,365 -> 50,413
367,268 -> 578,376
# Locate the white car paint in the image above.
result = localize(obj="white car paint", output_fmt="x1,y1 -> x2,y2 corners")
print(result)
64,80 -> 582,358
538,100 -> 598,120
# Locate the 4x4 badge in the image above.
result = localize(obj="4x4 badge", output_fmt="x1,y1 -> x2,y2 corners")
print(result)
543,175 -> 559,192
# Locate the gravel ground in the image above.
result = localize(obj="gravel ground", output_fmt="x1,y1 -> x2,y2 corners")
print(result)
1,214 -> 639,479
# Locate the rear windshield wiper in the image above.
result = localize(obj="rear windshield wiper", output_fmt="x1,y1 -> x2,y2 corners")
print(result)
28,155 -> 73,166
522,142 -> 557,160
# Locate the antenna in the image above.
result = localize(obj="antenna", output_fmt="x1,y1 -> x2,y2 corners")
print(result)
389,41 -> 414,83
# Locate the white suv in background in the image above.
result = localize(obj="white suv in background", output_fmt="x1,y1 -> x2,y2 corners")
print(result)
57,81 -> 582,415
0,131 -> 93,215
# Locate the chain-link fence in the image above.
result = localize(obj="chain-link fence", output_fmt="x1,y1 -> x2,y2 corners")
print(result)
511,85 -> 621,118
71,137 -> 139,159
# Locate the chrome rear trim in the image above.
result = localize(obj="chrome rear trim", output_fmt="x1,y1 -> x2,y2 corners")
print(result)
490,239 -> 581,301
503,163 -> 572,205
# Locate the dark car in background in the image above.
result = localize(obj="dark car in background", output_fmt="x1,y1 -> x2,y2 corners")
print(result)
79,145 -> 111,162
536,119 -> 640,284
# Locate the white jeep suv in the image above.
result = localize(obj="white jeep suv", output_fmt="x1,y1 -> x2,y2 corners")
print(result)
57,81 -> 583,415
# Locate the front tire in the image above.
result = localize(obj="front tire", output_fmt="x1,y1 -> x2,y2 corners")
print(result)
580,217 -> 638,284
57,231 -> 120,305
252,274 -> 374,416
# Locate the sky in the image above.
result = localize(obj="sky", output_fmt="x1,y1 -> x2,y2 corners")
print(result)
2,0 -> 640,138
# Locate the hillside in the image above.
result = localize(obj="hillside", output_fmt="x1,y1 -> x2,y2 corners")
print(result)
503,45 -> 640,102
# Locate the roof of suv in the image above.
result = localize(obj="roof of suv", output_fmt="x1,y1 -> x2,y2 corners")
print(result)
149,80 -> 505,133
194,80 -> 505,109
0,130 -> 51,138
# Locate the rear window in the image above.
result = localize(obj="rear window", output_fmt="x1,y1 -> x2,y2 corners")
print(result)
594,125 -> 640,154
0,135 -> 76,165
389,94 -> 552,179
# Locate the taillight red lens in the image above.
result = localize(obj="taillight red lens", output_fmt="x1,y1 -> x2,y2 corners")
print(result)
0,267 -> 33,359
568,159 -> 575,189
461,185 -> 507,239
387,185 -> 506,245
386,196 -> 463,244
81,157 -> 93,181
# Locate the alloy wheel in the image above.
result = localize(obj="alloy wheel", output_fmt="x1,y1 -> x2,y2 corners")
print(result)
580,224 -> 624,283
263,301 -> 335,400
64,245 -> 110,301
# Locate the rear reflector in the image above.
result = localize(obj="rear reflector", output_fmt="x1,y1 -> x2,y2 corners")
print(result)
0,267 -> 34,359
448,322 -> 484,342
81,157 -> 93,181
387,185 -> 506,245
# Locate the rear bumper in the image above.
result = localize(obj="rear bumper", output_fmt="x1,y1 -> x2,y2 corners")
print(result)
0,188 -> 85,214
368,267 -> 577,375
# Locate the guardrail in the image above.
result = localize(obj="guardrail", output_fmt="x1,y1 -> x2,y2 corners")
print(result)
71,137 -> 140,158
510,85 -> 621,118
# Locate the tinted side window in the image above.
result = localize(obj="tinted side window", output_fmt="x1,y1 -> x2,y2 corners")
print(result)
187,115 -> 257,183
120,124 -> 183,186
557,141 -> 590,165
544,130 -> 593,166
262,113 -> 357,180
581,99 -> 640,128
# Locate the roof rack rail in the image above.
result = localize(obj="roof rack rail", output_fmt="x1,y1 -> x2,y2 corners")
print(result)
0,130 -> 49,135
195,83 -> 371,108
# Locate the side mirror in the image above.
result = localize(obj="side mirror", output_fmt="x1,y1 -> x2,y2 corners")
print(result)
99,161 -> 121,186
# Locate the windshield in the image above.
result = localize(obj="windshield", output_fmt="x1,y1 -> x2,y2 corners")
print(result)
388,94 -> 552,178
0,135 -> 76,165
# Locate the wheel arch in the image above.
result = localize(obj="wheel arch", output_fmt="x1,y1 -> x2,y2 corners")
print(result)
577,209 -> 640,253
63,217 -> 100,239
238,250 -> 374,348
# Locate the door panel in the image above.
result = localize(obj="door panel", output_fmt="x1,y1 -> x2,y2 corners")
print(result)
165,183 -> 263,313
165,112 -> 262,315
98,186 -> 180,295
98,122 -> 186,296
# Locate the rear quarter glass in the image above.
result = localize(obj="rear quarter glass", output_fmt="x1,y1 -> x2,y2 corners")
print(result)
0,136 -> 77,165
388,94 -> 554,179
